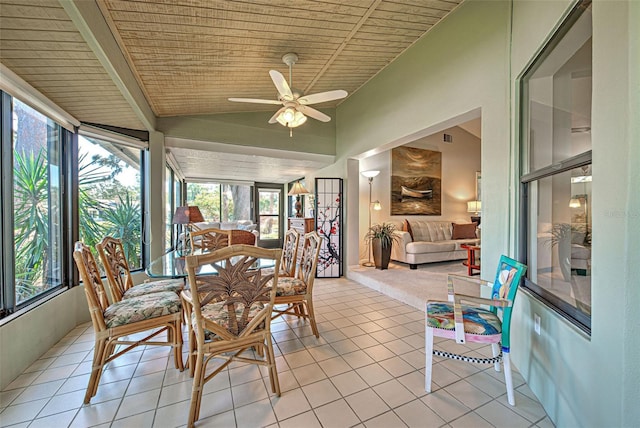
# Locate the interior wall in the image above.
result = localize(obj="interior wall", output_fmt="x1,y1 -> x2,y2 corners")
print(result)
358,125 -> 481,263
0,287 -> 89,390
337,0 -> 510,276
508,1 -> 638,427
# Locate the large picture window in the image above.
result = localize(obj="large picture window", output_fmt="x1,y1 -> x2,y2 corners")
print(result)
78,135 -> 143,270
519,1 -> 592,333
1,95 -> 67,317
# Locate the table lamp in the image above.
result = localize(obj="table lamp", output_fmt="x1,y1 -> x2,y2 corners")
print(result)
288,181 -> 310,218
172,205 -> 205,255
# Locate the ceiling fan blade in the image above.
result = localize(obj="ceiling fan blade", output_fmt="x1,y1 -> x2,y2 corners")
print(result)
268,107 -> 286,124
298,89 -> 348,105
269,70 -> 294,101
228,97 -> 282,105
298,105 -> 331,122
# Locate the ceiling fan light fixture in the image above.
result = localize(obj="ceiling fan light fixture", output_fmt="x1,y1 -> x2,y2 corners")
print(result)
276,107 -> 306,128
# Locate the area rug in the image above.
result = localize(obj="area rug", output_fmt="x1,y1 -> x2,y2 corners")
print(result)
348,260 -> 481,311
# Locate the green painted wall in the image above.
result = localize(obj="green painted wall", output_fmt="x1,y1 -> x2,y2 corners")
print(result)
156,109 -> 337,156
329,0 -> 639,426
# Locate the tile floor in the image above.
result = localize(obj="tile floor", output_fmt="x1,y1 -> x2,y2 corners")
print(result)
0,277 -> 554,428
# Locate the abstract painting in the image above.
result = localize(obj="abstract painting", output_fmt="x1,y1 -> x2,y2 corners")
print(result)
391,146 -> 442,215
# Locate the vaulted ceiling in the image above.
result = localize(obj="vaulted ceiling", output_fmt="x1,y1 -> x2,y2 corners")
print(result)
1,0 -> 465,182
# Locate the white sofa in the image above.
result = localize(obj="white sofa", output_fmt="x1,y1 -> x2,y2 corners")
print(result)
391,220 -> 479,269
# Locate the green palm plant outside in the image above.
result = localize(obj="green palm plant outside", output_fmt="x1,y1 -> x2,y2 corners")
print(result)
101,193 -> 142,269
13,150 -> 50,302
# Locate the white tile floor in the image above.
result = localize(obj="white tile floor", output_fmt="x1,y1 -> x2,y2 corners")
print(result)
0,277 -> 554,428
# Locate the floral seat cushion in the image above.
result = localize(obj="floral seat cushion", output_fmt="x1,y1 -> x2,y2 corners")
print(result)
122,279 -> 184,299
192,301 -> 265,338
104,291 -> 181,328
426,302 -> 502,336
275,277 -> 307,297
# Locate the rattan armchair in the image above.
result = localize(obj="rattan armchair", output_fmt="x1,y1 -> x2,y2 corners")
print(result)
97,236 -> 183,302
73,242 -> 183,404
271,231 -> 322,337
181,244 -> 282,427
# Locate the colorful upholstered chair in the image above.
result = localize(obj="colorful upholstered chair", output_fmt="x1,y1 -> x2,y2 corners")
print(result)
425,255 -> 527,405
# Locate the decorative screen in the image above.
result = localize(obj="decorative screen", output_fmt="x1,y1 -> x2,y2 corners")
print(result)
315,178 -> 343,278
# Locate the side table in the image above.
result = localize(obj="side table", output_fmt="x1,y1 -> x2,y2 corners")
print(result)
461,244 -> 480,276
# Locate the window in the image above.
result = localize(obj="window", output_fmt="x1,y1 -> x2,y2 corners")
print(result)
77,135 -> 143,270
186,182 -> 252,222
257,187 -> 282,246
1,95 -> 66,314
164,165 -> 182,253
519,1 -> 592,333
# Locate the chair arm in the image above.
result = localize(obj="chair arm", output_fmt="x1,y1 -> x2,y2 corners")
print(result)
453,293 -> 512,308
446,274 -> 491,302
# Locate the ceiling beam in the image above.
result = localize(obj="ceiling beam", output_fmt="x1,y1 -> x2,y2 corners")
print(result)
59,0 -> 156,131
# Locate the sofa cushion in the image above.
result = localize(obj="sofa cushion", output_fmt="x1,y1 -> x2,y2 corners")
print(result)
403,219 -> 414,241
452,222 -> 477,239
571,244 -> 591,259
406,241 -> 456,254
219,221 -> 238,230
193,221 -> 220,230
406,220 -> 453,242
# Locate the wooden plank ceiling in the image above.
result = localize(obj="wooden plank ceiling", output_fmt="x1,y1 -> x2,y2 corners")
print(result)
1,0 -> 462,130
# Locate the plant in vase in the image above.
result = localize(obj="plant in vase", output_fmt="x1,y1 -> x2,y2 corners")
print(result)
365,222 -> 400,270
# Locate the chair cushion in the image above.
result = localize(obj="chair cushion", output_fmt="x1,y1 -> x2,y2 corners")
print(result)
104,291 -> 181,328
276,277 -> 307,296
426,302 -> 502,336
122,279 -> 184,299
192,301 -> 265,336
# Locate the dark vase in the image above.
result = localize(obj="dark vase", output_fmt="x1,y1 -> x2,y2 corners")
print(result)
372,239 -> 392,270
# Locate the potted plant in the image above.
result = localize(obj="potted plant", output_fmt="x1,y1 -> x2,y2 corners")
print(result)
365,222 -> 399,270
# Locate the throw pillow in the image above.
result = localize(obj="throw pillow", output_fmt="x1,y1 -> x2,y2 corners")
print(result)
452,222 -> 477,239
403,219 -> 414,241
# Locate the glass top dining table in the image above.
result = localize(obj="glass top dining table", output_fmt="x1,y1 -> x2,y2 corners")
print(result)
146,249 -> 276,279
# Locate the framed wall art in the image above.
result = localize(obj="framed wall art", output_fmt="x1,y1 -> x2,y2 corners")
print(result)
391,146 -> 442,215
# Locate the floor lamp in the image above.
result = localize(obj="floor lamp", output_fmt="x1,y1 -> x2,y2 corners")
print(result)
361,170 -> 382,267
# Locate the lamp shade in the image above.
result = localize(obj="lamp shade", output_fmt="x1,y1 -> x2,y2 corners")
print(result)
172,206 -> 204,224
361,170 -> 380,178
467,200 -> 481,213
288,181 -> 310,196
372,200 -> 382,211
569,198 -> 581,208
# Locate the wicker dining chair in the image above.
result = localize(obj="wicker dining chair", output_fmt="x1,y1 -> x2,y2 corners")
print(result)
73,242 -> 184,404
97,236 -> 184,302
425,255 -> 527,405
281,228 -> 300,277
181,244 -> 282,427
189,227 -> 231,253
271,231 -> 322,337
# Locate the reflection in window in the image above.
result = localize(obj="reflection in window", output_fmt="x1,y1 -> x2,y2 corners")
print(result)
78,135 -> 142,270
520,1 -> 592,332
12,99 -> 62,304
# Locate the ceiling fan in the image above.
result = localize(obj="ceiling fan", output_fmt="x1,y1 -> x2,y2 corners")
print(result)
228,53 -> 348,136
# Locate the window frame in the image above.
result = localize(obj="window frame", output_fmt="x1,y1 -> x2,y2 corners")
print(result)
518,0 -> 593,334
1,92 -> 71,317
